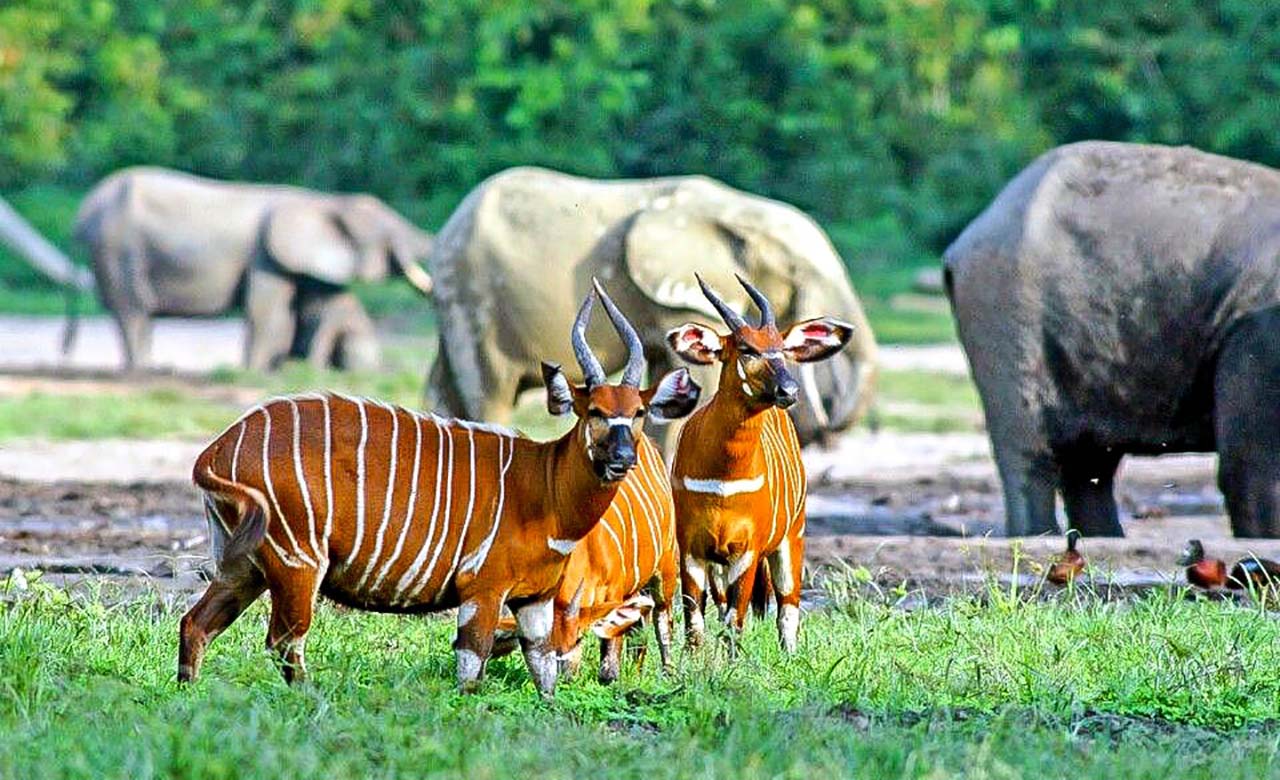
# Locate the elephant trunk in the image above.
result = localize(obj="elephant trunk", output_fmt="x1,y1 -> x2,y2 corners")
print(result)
0,196 -> 94,292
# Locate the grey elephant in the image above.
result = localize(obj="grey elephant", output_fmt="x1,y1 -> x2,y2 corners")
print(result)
425,167 -> 877,445
0,195 -> 96,352
945,141 -> 1280,537
73,167 -> 434,371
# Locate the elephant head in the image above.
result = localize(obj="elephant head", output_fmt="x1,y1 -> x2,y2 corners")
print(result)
262,193 -> 434,294
622,199 -> 878,444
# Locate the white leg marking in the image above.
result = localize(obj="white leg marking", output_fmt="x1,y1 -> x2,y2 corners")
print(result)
518,600 -> 557,696
779,603 -> 800,652
345,398 -> 370,568
725,607 -> 738,629
457,600 -> 478,627
727,551 -> 754,585
517,599 -> 554,641
684,554 -> 708,592
546,537 -> 577,555
456,649 -> 483,686
372,413 -> 423,593
690,608 -> 706,635
356,402 -> 400,590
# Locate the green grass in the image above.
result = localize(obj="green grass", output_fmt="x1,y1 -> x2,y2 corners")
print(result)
3,576 -> 1279,778
0,390 -> 241,441
868,369 -> 983,433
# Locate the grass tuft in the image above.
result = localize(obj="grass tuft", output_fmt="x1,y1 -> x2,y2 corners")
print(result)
2,575 -> 1279,777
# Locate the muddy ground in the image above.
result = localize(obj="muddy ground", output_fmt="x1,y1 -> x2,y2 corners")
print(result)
4,455 -> 1277,606
2,318 -> 1277,606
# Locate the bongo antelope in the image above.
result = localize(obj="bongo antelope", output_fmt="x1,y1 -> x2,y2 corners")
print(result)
178,285 -> 700,697
668,274 -> 853,652
495,284 -> 691,684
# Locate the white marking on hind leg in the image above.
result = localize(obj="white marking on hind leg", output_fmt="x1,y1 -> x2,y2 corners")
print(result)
727,551 -> 754,585
778,604 -> 800,652
517,600 -> 557,695
684,554 -> 707,591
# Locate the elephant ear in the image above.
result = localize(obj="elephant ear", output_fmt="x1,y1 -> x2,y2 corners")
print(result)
624,209 -> 747,320
264,201 -> 363,286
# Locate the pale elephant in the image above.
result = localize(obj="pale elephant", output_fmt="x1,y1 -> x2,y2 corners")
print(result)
73,167 -> 434,371
425,167 -> 878,445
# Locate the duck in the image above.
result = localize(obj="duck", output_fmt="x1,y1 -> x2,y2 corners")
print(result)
1046,529 -> 1086,585
1227,555 -> 1280,592
1177,539 -> 1227,589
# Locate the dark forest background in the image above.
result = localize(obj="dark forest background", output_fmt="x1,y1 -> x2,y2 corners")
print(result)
3,0 -> 1278,286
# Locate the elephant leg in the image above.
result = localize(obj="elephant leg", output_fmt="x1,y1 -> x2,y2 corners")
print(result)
424,348 -> 467,417
92,242 -> 154,371
991,440 -> 1059,536
1057,447 -> 1124,537
330,299 -> 379,371
294,290 -> 379,371
115,309 -> 153,373
244,269 -> 297,372
1215,312 -> 1280,538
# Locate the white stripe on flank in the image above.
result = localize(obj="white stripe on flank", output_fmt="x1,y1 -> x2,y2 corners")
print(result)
344,398 -> 370,569
356,402 -> 400,590
230,420 -> 247,482
460,432 -> 516,576
403,418 -> 456,602
321,396 -> 334,549
371,412 -> 423,593
437,425 -> 479,601
629,442 -> 664,570
680,474 -> 765,496
761,421 -> 783,547
395,416 -> 448,601
288,400 -> 321,561
259,406 -> 314,568
599,512 -> 625,572
616,485 -> 641,591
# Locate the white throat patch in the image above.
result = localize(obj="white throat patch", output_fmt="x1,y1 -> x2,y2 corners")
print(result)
680,474 -> 765,496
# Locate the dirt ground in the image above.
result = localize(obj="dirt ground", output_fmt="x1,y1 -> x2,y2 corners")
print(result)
2,316 -> 1277,605
4,448 -> 1278,605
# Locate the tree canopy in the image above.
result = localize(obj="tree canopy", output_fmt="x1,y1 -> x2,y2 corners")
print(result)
3,0 -> 1278,267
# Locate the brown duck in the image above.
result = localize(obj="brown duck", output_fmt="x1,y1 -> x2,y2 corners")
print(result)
1046,529 -> 1086,585
1177,539 -> 1227,589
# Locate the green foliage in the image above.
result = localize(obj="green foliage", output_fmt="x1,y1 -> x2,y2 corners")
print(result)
4,0 -> 1277,276
3,582 -> 1280,777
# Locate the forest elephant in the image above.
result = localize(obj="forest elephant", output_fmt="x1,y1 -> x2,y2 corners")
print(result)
945,141 -> 1280,538
425,167 -> 878,446
74,167 -> 434,371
